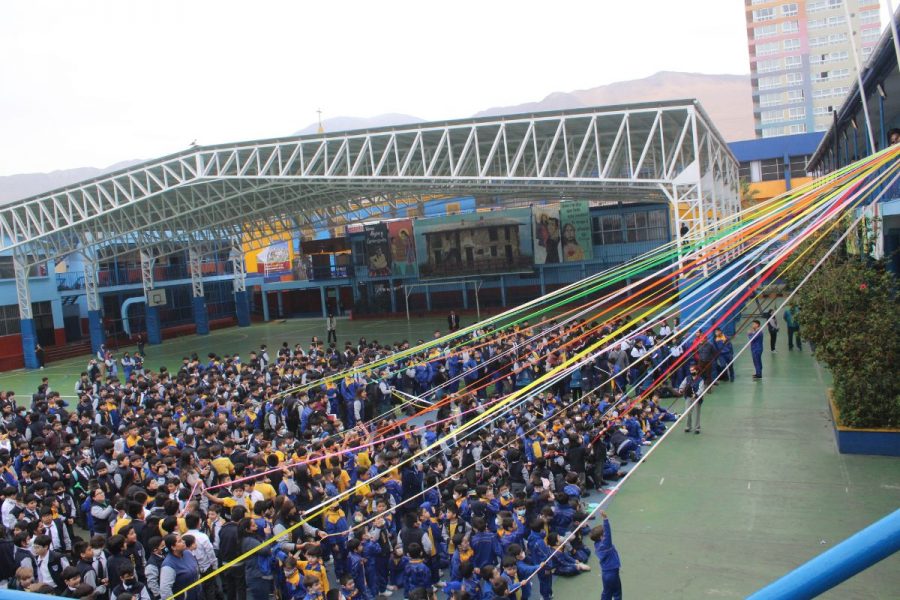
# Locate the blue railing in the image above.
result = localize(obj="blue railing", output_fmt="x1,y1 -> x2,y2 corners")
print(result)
56,261 -> 234,291
748,508 -> 900,599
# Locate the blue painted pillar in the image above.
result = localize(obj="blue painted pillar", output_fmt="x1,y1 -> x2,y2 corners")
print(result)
462,282 -> 469,309
425,286 -> 432,311
262,290 -> 270,322
319,286 -> 327,318
146,306 -> 162,344
500,275 -> 507,307
277,291 -> 284,318
539,267 -> 546,296
193,296 -> 210,335
235,290 -> 251,327
88,309 -> 105,354
20,318 -> 39,369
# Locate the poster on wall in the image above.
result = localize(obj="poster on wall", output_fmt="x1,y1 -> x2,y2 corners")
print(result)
365,222 -> 392,277
388,219 -> 417,277
533,205 -> 562,264
559,200 -> 593,262
414,208 -> 534,279
257,241 -> 291,273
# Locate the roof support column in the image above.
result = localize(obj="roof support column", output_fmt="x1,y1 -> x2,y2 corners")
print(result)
189,247 -> 209,335
230,242 -> 250,327
141,251 -> 162,345
82,250 -> 105,355
14,252 -> 39,369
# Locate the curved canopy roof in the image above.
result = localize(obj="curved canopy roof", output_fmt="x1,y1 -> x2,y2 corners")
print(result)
1,99 -> 738,265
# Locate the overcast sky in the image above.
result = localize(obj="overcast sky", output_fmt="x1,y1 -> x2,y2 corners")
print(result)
0,1 -> 888,175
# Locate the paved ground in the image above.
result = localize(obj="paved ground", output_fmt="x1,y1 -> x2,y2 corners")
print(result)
5,317 -> 899,598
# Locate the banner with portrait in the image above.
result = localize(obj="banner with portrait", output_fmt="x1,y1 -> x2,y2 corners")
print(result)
364,222 -> 392,277
387,219 -> 417,277
533,205 -> 562,265
559,200 -> 593,262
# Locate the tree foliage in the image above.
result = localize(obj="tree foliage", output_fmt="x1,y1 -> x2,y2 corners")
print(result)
780,229 -> 900,428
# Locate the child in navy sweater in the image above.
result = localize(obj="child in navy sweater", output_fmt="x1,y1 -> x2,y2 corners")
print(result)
403,543 -> 433,598
589,511 -> 622,600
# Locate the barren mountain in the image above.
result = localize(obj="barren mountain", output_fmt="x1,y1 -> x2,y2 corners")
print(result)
475,71 -> 754,142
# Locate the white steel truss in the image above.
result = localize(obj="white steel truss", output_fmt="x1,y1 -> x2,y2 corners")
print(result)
1,101 -> 739,267
188,247 -> 205,298
13,252 -> 32,320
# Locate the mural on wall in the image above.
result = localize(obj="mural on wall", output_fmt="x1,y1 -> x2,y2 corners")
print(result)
533,205 -> 562,265
559,200 -> 593,262
365,222 -> 392,277
414,208 -> 534,279
387,219 -> 417,277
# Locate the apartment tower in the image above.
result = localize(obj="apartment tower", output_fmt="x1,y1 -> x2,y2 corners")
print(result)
746,0 -> 881,138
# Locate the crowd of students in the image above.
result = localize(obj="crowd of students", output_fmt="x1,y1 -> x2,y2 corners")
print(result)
0,311 -> 742,600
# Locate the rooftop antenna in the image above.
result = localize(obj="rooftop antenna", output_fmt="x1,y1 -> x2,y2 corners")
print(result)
317,109 -> 324,134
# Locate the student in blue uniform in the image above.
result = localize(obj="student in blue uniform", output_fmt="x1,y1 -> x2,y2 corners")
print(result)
748,319 -> 764,379
589,511 -> 621,600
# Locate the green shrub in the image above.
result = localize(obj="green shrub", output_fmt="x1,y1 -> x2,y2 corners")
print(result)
781,232 -> 900,428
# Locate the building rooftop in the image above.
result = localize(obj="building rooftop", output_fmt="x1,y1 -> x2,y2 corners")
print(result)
729,132 -> 825,163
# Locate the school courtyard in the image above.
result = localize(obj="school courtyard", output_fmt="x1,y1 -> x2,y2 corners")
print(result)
6,316 -> 900,598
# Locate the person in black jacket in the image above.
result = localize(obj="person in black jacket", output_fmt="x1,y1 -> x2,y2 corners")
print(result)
218,506 -> 246,600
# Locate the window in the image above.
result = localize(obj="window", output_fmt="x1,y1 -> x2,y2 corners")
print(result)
787,89 -> 804,103
808,18 -> 826,29
786,72 -> 803,84
862,28 -> 881,42
762,126 -> 785,138
785,55 -> 802,68
624,210 -> 668,243
828,33 -> 848,44
760,158 -> 784,181
788,107 -> 806,119
759,75 -> 783,90
488,227 -> 498,242
782,20 -> 800,33
0,255 -> 44,279
755,24 -> 778,39
761,109 -> 784,123
591,215 -> 624,245
783,38 -> 801,51
782,3 -> 798,16
0,305 -> 21,336
789,154 -> 810,178
758,59 -> 781,73
787,123 -> 807,134
760,92 -> 781,107
827,15 -> 845,26
810,36 -> 827,47
859,9 -> 879,24
756,41 -> 780,56
753,7 -> 776,21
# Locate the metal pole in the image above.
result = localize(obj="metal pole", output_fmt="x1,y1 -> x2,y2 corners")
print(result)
405,285 -> 410,323
843,0 -> 877,153
886,0 -> 900,76
747,509 -> 900,600
475,280 -> 481,322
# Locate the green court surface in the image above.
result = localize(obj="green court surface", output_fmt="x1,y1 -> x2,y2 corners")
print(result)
4,317 -> 899,598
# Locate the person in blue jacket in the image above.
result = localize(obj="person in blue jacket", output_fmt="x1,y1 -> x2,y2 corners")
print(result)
589,511 -> 621,600
403,543 -> 433,598
748,319 -> 764,379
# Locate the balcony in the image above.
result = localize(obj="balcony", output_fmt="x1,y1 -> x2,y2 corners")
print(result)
56,261 -> 234,291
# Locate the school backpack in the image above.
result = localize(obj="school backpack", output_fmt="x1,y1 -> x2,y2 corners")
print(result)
81,497 -> 95,534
